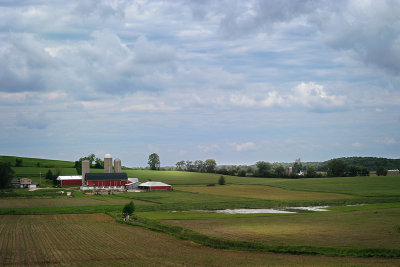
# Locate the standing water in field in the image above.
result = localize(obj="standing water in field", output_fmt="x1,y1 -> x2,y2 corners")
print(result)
214,209 -> 295,214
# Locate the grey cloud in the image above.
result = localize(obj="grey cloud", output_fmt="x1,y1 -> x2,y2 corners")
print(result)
74,0 -> 130,19
16,112 -> 51,129
0,33 -> 55,92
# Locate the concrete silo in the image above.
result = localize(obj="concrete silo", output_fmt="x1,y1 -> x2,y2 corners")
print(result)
114,158 -> 121,173
82,160 -> 90,185
104,154 -> 113,173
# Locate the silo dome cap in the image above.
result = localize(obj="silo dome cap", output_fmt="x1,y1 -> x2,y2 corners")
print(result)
104,154 -> 112,158
114,158 -> 121,161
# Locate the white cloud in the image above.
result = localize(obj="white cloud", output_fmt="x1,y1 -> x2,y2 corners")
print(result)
352,142 -> 363,148
235,142 -> 257,152
198,144 -> 220,153
376,138 -> 396,145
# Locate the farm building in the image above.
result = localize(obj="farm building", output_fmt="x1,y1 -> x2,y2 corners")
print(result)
125,178 -> 140,190
85,173 -> 129,187
57,176 -> 82,186
10,178 -> 38,188
138,181 -> 172,191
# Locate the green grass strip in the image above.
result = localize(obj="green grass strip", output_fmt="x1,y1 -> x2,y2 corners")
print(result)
0,205 -> 123,215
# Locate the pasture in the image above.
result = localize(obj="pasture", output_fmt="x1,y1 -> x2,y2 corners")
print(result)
1,214 -> 399,266
160,203 -> 400,249
176,185 -> 353,200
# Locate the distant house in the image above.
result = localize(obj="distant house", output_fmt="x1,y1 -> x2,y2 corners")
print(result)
138,181 -> 172,191
10,178 -> 38,188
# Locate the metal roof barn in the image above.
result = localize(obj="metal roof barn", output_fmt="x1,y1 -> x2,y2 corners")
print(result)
85,173 -> 129,187
57,176 -> 82,186
138,181 -> 172,191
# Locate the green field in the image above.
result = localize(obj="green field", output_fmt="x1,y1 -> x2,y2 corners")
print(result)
177,185 -> 353,200
1,156 -> 400,264
160,203 -> 400,249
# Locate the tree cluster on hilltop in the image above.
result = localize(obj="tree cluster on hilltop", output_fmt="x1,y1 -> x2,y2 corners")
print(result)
319,157 -> 400,172
175,159 -> 217,173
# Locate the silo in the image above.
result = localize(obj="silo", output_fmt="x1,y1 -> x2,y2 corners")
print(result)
114,158 -> 121,173
104,154 -> 113,173
82,160 -> 90,185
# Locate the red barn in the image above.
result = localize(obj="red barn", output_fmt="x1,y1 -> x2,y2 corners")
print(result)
57,176 -> 82,186
85,173 -> 129,187
138,181 -> 172,191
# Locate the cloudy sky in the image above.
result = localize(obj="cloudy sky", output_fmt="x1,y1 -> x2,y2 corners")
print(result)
0,0 -> 399,167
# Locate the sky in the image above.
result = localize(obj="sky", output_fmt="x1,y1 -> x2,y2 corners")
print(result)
0,0 -> 399,167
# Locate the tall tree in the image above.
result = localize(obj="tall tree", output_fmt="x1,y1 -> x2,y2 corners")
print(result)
274,165 -> 285,177
376,166 -> 388,176
205,159 -> 217,173
94,157 -> 104,169
0,162 -> 14,189
327,158 -> 347,177
256,161 -> 272,177
148,153 -> 160,170
185,160 -> 195,172
194,160 -> 205,172
176,160 -> 185,171
15,158 -> 23,167
122,201 -> 135,221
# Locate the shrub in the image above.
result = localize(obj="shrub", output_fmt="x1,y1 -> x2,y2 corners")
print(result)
218,176 -> 226,185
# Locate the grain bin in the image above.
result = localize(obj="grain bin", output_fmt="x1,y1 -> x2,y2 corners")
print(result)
104,154 -> 113,173
114,158 -> 121,173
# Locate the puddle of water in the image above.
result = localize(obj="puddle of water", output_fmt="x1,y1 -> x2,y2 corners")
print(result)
214,209 -> 295,214
286,206 -> 329,212
170,206 -> 333,214
346,204 -> 365,207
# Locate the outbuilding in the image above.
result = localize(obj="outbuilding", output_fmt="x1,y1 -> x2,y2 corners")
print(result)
57,176 -> 83,186
138,181 -> 172,191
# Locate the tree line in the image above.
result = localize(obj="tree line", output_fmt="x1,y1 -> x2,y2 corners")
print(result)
175,159 -> 217,173
173,157 -> 390,178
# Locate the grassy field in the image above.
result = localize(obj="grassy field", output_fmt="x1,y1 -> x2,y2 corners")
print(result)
160,203 -> 400,249
125,170 -> 400,197
1,213 -> 399,266
176,185 -> 353,200
0,155 -> 74,168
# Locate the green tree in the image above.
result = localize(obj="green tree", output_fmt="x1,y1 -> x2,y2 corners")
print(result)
376,166 -> 388,176
360,167 -> 370,176
327,158 -> 347,177
218,175 -> 226,185
205,159 -> 217,173
176,160 -> 185,171
45,170 -> 53,180
15,158 -> 23,167
256,161 -> 272,177
348,165 -> 360,177
306,165 -> 317,178
122,201 -> 135,221
0,162 -> 14,189
148,153 -> 160,170
194,160 -> 205,172
238,169 -> 247,177
94,157 -> 104,169
274,165 -> 285,177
